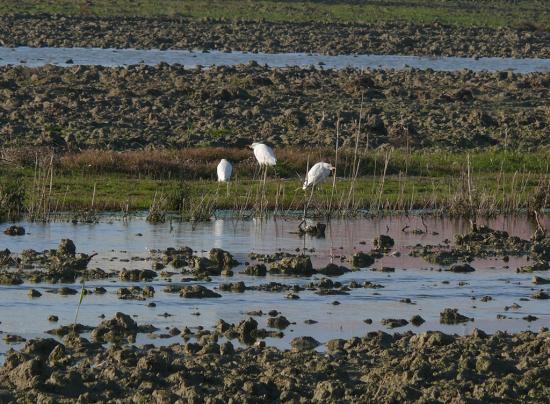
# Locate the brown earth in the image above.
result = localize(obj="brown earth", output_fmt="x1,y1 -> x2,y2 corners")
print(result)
0,328 -> 548,402
1,64 -> 549,151
1,14 -> 549,58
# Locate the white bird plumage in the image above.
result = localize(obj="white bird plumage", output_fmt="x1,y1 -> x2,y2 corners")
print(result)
250,142 -> 277,166
217,159 -> 232,182
303,162 -> 335,190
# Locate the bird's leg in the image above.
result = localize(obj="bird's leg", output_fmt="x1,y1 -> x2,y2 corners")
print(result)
303,185 -> 315,219
214,181 -> 222,210
301,186 -> 315,255
261,165 -> 268,216
302,224 -> 307,254
226,181 -> 230,198
299,185 -> 315,239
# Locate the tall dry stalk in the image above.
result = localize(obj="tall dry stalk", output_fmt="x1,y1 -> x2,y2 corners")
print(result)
375,148 -> 392,212
344,94 -> 364,213
146,191 -> 167,223
28,153 -> 55,222
327,116 -> 341,217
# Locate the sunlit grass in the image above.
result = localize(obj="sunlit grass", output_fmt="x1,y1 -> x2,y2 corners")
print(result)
0,0 -> 548,28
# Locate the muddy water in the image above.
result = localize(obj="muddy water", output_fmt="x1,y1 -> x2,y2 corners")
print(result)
1,47 -> 550,72
0,214 -> 549,359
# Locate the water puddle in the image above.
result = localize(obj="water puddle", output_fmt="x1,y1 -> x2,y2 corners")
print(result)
0,214 -> 548,357
1,47 -> 550,72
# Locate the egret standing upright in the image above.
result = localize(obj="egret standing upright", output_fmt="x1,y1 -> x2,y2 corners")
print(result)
250,143 -> 277,167
217,159 -> 232,182
249,142 -> 277,213
217,159 -> 233,196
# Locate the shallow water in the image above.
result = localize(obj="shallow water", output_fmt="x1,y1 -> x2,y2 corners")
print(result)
1,47 -> 550,73
0,214 -> 549,358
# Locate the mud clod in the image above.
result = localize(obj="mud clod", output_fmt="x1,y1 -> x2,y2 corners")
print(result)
440,308 -> 472,324
449,263 -> 476,273
269,255 -> 314,276
381,318 -> 409,328
267,316 -> 290,330
179,285 -> 222,299
27,289 -> 41,298
410,315 -> 426,326
291,336 -> 320,351
531,290 -> 549,300
374,235 -> 395,250
532,276 -> 550,285
351,252 -> 375,268
317,263 -> 350,276
243,263 -> 267,276
119,269 -> 157,281
4,226 -> 25,236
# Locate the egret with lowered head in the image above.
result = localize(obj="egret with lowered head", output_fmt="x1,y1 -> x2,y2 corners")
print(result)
303,162 -> 335,190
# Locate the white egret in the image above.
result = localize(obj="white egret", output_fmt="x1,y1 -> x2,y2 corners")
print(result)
303,162 -> 335,190
217,159 -> 232,182
249,142 -> 276,166
216,159 -> 232,196
300,162 -> 336,226
249,142 -> 276,213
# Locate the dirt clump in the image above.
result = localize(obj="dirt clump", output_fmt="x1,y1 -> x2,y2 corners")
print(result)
440,308 -> 473,324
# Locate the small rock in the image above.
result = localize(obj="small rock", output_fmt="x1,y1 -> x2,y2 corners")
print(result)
28,289 -> 41,298
58,239 -> 76,256
381,318 -> 408,328
47,287 -> 79,295
351,252 -> 375,268
267,316 -> 290,330
440,308 -> 472,324
410,315 -> 425,326
243,264 -> 267,276
3,334 -> 26,343
317,263 -> 350,276
180,285 -> 221,298
531,290 -> 549,300
94,287 -> 107,294
291,336 -> 320,351
3,226 -> 25,236
532,276 -> 550,285
374,235 -> 395,249
449,263 -> 475,273
304,319 -> 318,324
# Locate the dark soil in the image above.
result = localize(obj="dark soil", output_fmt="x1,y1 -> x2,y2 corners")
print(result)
1,64 -> 548,151
1,14 -> 549,58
